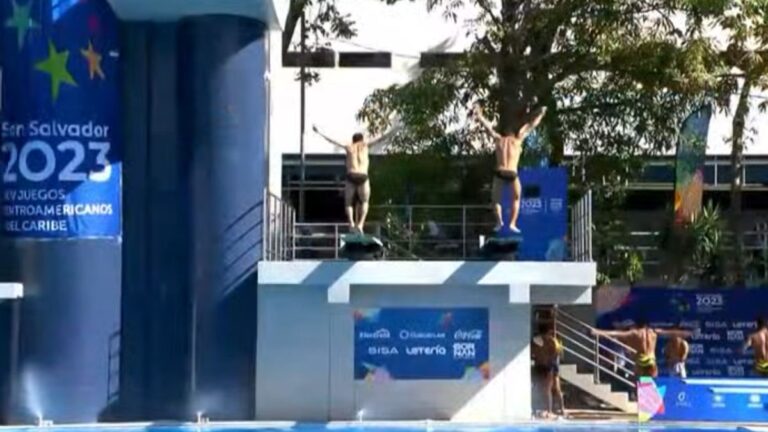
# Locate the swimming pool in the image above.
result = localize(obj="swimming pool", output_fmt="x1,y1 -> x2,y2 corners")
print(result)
0,423 -> 757,432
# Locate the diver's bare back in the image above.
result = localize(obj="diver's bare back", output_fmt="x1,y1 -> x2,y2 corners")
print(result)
629,328 -> 657,355
751,330 -> 768,361
346,142 -> 370,175
496,136 -> 522,171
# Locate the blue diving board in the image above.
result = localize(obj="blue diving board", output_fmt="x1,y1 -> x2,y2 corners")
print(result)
340,233 -> 384,260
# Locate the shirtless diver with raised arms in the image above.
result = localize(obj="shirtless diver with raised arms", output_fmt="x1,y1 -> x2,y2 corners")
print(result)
473,105 -> 547,233
312,125 -> 391,233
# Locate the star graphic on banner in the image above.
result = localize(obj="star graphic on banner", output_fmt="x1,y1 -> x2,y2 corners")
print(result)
81,41 -> 105,80
4,0 -> 40,49
35,40 -> 78,101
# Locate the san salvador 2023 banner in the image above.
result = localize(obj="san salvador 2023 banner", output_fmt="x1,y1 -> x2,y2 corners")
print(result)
354,308 -> 490,381
1,0 -> 121,238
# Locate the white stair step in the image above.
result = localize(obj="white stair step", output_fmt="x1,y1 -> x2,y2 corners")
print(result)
558,362 -> 636,414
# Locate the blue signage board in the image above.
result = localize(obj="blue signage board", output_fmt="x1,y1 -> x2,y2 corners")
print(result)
639,377 -> 768,422
1,0 -> 121,238
516,167 -> 568,261
354,308 -> 489,381
597,287 -> 768,378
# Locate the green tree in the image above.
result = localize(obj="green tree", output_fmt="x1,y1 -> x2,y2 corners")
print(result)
661,202 -> 730,285
282,0 -> 357,83
715,0 -> 768,284
356,0 -> 725,196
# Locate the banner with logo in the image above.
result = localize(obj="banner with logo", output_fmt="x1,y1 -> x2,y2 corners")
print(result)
674,104 -> 711,226
597,287 -> 768,378
1,0 -> 121,238
515,167 -> 568,261
638,377 -> 768,422
354,308 -> 489,381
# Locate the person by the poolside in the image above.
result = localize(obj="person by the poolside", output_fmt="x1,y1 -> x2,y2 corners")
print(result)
533,323 -> 564,418
313,125 -> 393,233
744,317 -> 768,377
530,329 -> 548,418
663,324 -> 690,378
593,321 -> 691,378
473,104 -> 547,233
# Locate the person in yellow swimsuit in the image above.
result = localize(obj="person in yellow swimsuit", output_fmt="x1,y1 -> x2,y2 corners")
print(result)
533,323 -> 564,417
594,321 -> 692,378
744,318 -> 768,377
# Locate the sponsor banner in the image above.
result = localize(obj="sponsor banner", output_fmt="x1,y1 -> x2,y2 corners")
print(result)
674,104 -> 711,225
515,167 -> 568,261
1,0 -> 121,238
354,308 -> 489,381
597,287 -> 768,378
639,377 -> 768,422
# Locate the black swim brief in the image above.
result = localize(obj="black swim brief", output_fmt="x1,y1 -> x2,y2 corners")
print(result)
346,172 -> 369,185
495,169 -> 518,181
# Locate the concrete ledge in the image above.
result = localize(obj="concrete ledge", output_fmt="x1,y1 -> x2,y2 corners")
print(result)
258,261 -> 596,304
0,283 -> 23,299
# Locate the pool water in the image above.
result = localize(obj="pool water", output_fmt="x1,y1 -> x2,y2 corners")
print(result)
0,424 -> 753,432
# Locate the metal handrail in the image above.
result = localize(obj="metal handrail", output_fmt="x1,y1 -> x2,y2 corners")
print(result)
554,307 -> 638,391
556,307 -> 637,356
263,190 -> 297,261
556,319 -> 636,381
559,343 -> 636,389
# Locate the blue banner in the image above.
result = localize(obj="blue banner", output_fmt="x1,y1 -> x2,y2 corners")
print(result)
597,287 -> 768,378
639,377 -> 768,422
354,308 -> 489,381
1,0 -> 121,238
516,167 -> 568,261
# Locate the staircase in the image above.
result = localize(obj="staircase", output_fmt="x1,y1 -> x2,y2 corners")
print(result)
553,307 -> 638,414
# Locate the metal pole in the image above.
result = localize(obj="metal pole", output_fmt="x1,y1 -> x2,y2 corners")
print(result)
334,225 -> 339,259
292,209 -> 297,260
594,334 -> 601,383
462,206 -> 467,259
8,300 -> 20,414
298,13 -> 307,222
262,190 -> 268,260
408,206 -> 413,253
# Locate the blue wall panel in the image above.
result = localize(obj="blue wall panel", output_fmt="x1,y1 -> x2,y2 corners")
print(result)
179,16 -> 265,420
118,16 -> 266,421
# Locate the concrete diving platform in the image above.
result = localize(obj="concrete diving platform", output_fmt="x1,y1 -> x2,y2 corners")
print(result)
255,260 -> 596,422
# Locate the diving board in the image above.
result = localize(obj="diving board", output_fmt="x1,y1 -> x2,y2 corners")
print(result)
0,283 -> 23,299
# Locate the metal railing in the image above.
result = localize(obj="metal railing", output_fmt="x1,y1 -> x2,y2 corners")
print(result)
614,229 -> 768,280
571,191 -> 593,262
554,307 -> 637,391
262,191 -> 296,261
294,195 -> 594,261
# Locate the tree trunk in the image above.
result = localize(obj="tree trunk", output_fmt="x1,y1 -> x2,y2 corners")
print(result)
730,77 -> 752,285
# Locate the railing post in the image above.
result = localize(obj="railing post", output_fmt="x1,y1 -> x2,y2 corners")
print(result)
262,190 -> 268,260
334,224 -> 339,259
594,334 -> 601,384
291,208 -> 296,261
462,206 -> 467,259
407,206 -> 414,253
587,190 -> 593,261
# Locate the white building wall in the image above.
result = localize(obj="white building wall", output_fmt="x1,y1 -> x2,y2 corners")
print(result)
254,260 -> 595,421
267,0 -> 768,186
